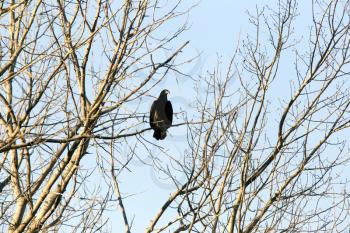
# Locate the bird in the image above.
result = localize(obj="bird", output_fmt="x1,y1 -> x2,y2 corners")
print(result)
150,89 -> 173,140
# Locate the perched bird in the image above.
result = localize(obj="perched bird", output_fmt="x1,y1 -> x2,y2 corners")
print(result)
150,89 -> 173,140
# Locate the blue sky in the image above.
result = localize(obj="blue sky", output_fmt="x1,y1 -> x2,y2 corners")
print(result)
95,1 -> 323,232
2,0 -> 348,232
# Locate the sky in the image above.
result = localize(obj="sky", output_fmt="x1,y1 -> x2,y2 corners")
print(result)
110,1 -> 315,232
2,0 -> 348,232
53,0 -> 350,232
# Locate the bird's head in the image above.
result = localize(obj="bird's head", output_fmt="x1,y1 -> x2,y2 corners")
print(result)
160,89 -> 170,97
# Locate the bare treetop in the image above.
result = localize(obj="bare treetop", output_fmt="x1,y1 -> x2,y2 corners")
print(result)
1,0 -> 350,232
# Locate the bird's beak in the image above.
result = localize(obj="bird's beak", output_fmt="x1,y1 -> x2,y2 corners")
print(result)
165,90 -> 170,95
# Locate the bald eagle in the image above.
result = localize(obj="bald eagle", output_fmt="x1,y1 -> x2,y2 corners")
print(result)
150,89 -> 173,140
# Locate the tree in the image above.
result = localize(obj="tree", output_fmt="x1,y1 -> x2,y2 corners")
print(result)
0,0 -> 188,232
1,0 -> 350,232
145,0 -> 350,232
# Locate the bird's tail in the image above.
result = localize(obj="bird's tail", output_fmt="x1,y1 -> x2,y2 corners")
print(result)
153,129 -> 161,140
153,130 -> 167,140
160,131 -> 167,140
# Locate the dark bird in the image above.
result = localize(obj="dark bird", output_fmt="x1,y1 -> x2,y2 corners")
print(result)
150,89 -> 173,140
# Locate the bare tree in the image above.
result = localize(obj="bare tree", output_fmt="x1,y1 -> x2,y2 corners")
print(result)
0,0 -> 189,232
1,0 -> 350,232
144,0 -> 350,232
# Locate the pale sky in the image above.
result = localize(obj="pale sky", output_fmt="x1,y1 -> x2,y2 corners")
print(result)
105,1 -> 315,231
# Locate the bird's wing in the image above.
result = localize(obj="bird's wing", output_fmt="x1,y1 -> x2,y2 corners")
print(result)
165,100 -> 173,124
150,101 -> 156,128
